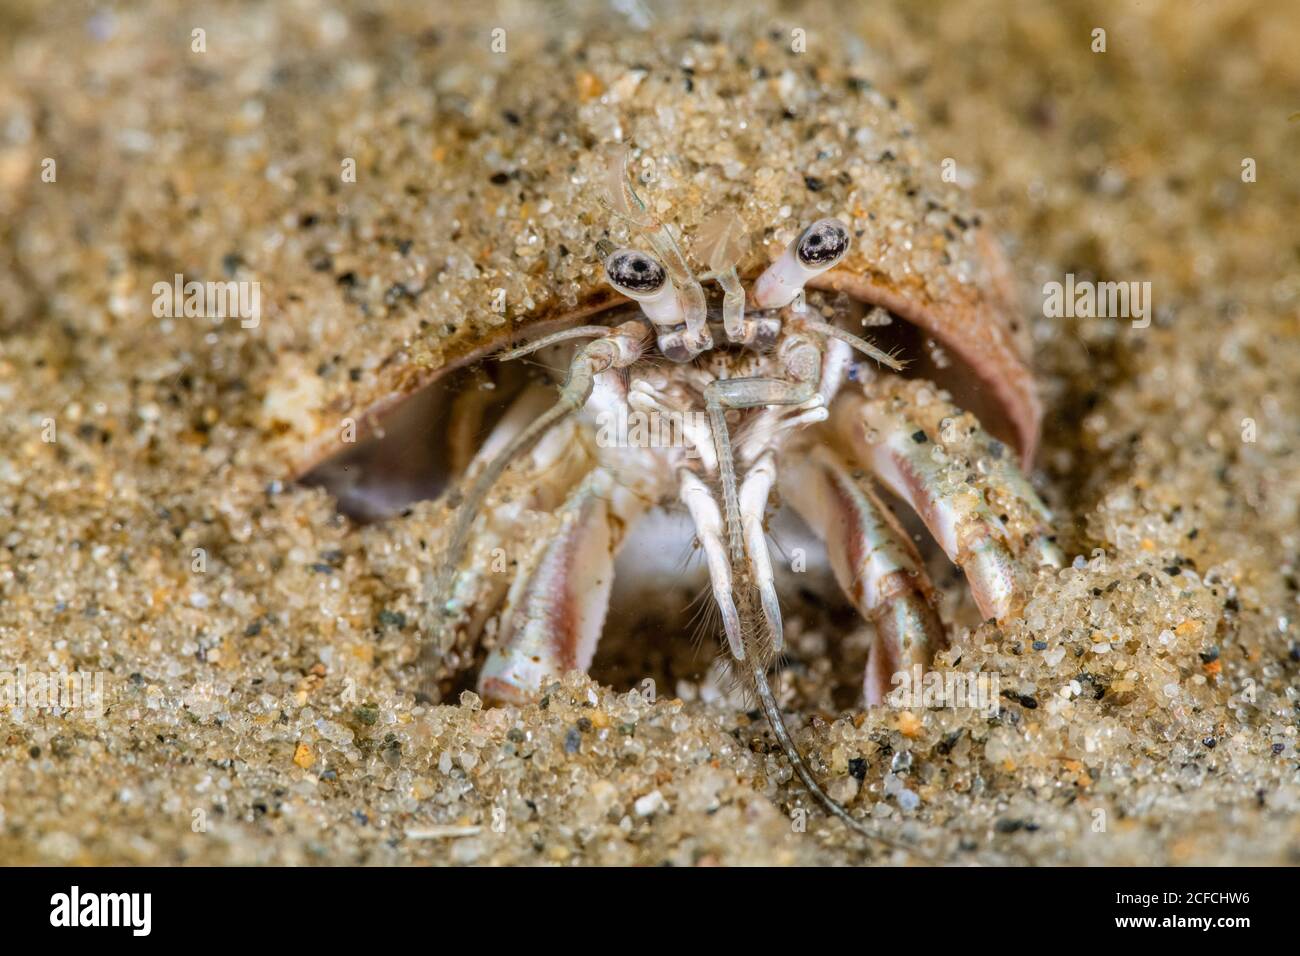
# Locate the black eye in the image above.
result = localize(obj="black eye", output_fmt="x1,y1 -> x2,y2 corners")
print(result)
605,249 -> 667,296
796,219 -> 850,267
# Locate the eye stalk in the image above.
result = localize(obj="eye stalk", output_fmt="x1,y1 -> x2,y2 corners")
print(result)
752,217 -> 852,309
604,248 -> 684,327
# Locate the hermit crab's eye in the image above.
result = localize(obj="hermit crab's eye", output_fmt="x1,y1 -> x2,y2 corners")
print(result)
752,218 -> 853,309
796,218 -> 850,268
604,248 -> 684,327
605,249 -> 667,298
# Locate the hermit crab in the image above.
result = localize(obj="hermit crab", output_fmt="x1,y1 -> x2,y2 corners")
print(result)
290,16 -> 1061,846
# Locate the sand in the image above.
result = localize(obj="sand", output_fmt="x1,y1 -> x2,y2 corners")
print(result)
0,0 -> 1297,865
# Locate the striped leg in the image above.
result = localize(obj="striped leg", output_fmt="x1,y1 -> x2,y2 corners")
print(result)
423,385 -> 593,672
477,468 -> 649,704
832,378 -> 1061,624
782,445 -> 948,705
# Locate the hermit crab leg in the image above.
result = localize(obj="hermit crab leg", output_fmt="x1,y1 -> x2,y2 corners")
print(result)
671,339 -> 927,858
782,445 -> 948,705
627,380 -> 718,473
963,428 -> 1065,569
737,452 -> 783,651
703,333 -> 824,569
832,381 -> 1058,623
734,333 -> 848,468
683,460 -> 929,856
429,382 -> 586,653
477,468 -> 646,705
679,469 -> 746,660
420,321 -> 649,693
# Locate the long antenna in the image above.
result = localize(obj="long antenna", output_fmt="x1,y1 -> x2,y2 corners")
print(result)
747,654 -> 934,862
703,375 -> 936,861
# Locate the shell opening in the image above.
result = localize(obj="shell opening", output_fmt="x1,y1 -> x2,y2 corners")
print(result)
295,294 -> 1020,522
